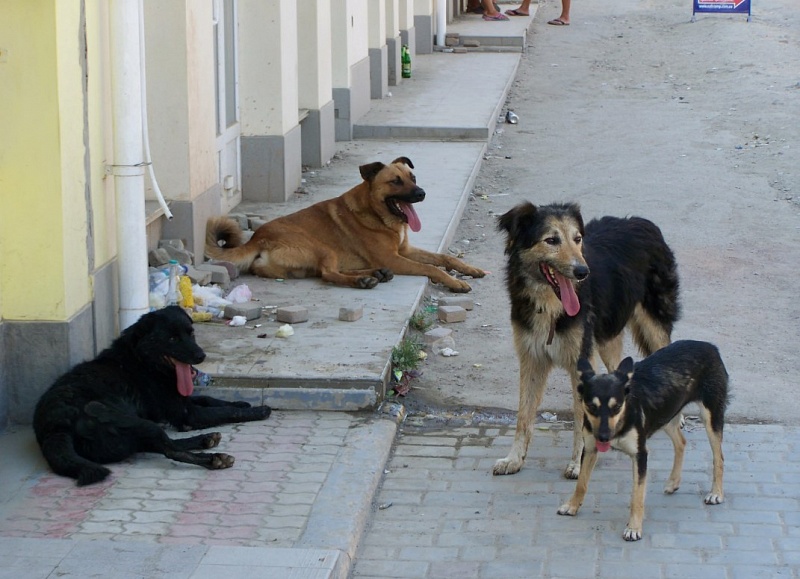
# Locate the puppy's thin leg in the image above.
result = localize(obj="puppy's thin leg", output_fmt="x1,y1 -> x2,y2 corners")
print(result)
624,450 -> 648,541
700,405 -> 725,505
662,415 -> 686,494
493,334 -> 551,476
558,433 -> 599,516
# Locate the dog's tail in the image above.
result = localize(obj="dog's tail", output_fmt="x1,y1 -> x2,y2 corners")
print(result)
39,432 -> 112,486
204,216 -> 259,271
644,226 -> 681,332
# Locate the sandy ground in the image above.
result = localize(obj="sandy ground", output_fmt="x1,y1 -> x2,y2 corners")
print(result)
404,0 -> 800,425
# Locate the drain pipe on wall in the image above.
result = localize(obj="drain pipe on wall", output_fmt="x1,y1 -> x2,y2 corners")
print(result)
109,0 -> 150,329
436,0 -> 446,47
138,0 -> 172,221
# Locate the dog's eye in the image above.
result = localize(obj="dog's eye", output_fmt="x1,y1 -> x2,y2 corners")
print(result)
544,237 -> 559,246
574,235 -> 582,244
393,177 -> 403,185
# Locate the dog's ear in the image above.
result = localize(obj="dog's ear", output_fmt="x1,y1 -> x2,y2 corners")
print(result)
359,162 -> 386,182
616,357 -> 634,381
576,357 -> 595,381
497,202 -> 538,254
565,202 -> 586,235
391,157 -> 414,169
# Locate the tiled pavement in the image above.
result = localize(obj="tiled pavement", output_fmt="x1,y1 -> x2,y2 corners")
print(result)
0,411 -> 397,578
352,423 -> 800,578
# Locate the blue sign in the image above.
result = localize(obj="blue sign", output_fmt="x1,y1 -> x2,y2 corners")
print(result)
693,0 -> 752,21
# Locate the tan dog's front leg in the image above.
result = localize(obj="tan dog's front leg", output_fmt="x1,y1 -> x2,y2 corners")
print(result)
558,434 -> 598,516
493,341 -> 551,475
624,452 -> 648,541
565,371 -> 586,479
398,247 -> 486,292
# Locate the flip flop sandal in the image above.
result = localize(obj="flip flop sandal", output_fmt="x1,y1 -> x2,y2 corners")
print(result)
505,9 -> 530,16
547,18 -> 570,25
483,13 -> 509,21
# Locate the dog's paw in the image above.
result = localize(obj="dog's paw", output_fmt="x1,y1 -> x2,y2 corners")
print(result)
357,276 -> 380,289
663,478 -> 680,494
249,405 -> 272,420
210,453 -> 235,469
492,457 -> 523,476
623,527 -> 643,542
203,432 -> 222,448
76,464 -> 113,486
557,502 -> 579,516
449,279 -> 473,293
374,268 -> 394,283
704,492 -> 724,505
564,460 -> 581,480
465,267 -> 487,279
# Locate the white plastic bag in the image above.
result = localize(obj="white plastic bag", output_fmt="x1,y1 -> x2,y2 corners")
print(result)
225,284 -> 252,304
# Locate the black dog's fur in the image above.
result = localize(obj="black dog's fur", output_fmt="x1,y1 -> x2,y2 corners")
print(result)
558,340 -> 729,541
493,202 -> 681,479
33,306 -> 272,486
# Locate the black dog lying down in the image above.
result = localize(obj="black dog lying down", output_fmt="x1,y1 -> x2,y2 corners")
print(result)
33,306 -> 271,486
558,340 -> 729,541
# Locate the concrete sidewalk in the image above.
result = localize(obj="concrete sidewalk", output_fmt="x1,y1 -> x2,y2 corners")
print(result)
0,9 -> 536,579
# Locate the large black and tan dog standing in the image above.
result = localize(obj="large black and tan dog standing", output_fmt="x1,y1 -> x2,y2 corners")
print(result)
205,157 -> 485,292
493,202 -> 681,479
33,306 -> 272,486
558,340 -> 728,541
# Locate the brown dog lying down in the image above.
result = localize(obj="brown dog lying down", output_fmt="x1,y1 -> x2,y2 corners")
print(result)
205,157 -> 485,292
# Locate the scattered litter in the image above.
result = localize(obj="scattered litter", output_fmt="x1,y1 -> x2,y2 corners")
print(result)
228,316 -> 247,327
440,347 -> 459,357
275,324 -> 294,338
226,284 -> 252,303
473,363 -> 482,368
257,333 -> 268,339
431,335 -> 456,356
541,412 -> 558,422
192,367 -> 212,388
505,110 -> 519,124
378,502 -> 393,510
418,351 -> 428,360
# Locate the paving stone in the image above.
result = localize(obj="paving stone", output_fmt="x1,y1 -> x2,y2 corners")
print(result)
196,263 -> 231,286
338,306 -> 363,322
437,295 -> 474,310
276,305 -> 309,323
437,305 -> 467,323
207,259 -> 239,279
223,301 -> 263,321
423,327 -> 453,344
148,248 -> 171,267
183,265 -> 212,285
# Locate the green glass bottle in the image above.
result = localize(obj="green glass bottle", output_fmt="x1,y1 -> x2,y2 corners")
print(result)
401,44 -> 411,79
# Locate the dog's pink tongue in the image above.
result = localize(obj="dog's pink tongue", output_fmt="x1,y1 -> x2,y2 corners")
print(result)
400,202 -> 422,232
596,441 -> 611,453
175,361 -> 194,397
554,272 -> 580,316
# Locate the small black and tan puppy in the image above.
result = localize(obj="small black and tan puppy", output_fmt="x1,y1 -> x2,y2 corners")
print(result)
557,340 -> 728,541
33,306 -> 272,486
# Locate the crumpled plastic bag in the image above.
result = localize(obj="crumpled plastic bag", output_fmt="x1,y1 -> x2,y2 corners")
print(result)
225,284 -> 252,304
192,284 -> 232,317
